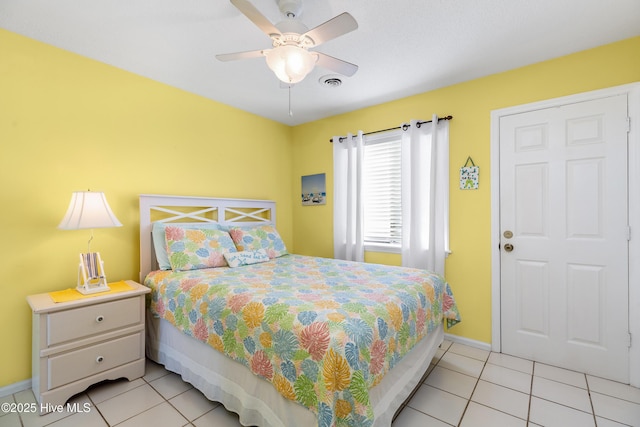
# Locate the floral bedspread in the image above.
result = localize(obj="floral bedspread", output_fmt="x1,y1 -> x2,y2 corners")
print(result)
145,254 -> 460,427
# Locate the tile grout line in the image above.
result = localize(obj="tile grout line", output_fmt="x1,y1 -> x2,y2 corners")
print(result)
527,361 -> 536,426
403,342 -> 461,426
143,373 -> 193,426
584,373 -> 599,427
454,352 -> 485,427
458,351 -> 536,426
86,391 -> 109,427
433,343 -> 462,427
429,344 -> 533,426
161,385 -> 215,426
93,378 -> 150,426
530,365 -> 625,426
143,371 -> 227,426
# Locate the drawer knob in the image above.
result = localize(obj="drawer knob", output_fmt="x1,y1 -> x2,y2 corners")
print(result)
96,356 -> 104,363
96,315 -> 105,323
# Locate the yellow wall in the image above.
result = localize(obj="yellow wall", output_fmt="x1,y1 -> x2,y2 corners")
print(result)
291,36 -> 640,344
2,27 -> 638,388
0,29 -> 293,387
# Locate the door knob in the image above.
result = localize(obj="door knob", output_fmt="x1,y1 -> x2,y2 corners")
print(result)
504,243 -> 514,252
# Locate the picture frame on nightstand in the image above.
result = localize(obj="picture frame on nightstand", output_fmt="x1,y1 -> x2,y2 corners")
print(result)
77,252 -> 110,295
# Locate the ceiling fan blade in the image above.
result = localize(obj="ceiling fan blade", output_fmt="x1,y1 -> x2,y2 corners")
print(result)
302,12 -> 358,46
231,0 -> 282,38
315,52 -> 358,77
216,49 -> 266,61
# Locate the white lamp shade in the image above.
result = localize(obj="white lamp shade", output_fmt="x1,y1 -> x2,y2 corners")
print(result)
58,191 -> 123,230
265,45 -> 317,84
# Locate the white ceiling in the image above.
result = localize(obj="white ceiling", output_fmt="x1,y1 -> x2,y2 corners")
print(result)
2,0 -> 639,125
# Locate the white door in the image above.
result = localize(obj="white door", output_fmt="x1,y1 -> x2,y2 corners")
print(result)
499,94 -> 630,382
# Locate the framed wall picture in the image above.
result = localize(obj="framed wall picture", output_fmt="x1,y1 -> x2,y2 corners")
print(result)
301,173 -> 326,205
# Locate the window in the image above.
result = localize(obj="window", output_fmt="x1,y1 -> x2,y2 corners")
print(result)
362,130 -> 402,252
334,117 -> 449,268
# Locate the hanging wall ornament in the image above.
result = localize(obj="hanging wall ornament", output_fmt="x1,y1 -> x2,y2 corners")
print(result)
460,156 -> 479,190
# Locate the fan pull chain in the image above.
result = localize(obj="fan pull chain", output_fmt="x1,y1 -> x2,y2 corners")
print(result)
289,85 -> 293,117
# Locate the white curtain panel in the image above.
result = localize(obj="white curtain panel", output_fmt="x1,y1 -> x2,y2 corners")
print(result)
401,115 -> 450,274
333,131 -> 365,261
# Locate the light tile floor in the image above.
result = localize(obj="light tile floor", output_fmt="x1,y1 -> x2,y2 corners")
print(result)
2,340 -> 639,426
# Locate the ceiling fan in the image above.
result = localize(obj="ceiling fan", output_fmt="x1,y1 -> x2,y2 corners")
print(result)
216,0 -> 359,84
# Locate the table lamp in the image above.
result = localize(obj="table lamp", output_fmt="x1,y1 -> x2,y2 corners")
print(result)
58,191 -> 122,294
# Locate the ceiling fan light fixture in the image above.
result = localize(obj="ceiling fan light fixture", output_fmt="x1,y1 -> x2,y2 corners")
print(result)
265,45 -> 316,84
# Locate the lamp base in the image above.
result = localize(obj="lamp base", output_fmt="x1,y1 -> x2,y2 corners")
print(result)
76,283 -> 111,295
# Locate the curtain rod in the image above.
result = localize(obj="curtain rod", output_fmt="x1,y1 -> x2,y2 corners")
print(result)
330,115 -> 453,143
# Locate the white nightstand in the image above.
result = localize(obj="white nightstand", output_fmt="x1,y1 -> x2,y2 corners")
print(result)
27,280 -> 150,411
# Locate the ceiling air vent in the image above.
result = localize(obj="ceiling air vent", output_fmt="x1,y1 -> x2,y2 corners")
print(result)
319,75 -> 343,88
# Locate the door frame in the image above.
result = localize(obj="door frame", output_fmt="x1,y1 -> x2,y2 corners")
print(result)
490,82 -> 640,387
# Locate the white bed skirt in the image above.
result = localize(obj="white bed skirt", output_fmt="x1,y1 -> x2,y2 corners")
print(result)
146,312 -> 443,427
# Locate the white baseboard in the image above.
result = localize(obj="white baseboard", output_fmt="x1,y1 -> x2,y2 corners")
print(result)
444,333 -> 492,352
0,379 -> 31,398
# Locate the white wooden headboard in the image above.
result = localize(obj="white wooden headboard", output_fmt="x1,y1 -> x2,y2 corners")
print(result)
139,194 -> 276,281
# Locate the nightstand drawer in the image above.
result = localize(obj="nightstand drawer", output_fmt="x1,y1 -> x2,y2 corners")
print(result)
48,332 -> 143,389
47,297 -> 141,345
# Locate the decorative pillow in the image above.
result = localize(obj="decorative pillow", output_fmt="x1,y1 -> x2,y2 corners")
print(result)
228,225 -> 287,258
152,222 -> 221,270
224,249 -> 270,268
165,226 -> 236,271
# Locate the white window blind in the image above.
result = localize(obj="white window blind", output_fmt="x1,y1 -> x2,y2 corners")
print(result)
362,131 -> 402,250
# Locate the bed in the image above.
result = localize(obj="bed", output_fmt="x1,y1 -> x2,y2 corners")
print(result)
139,194 -> 460,427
